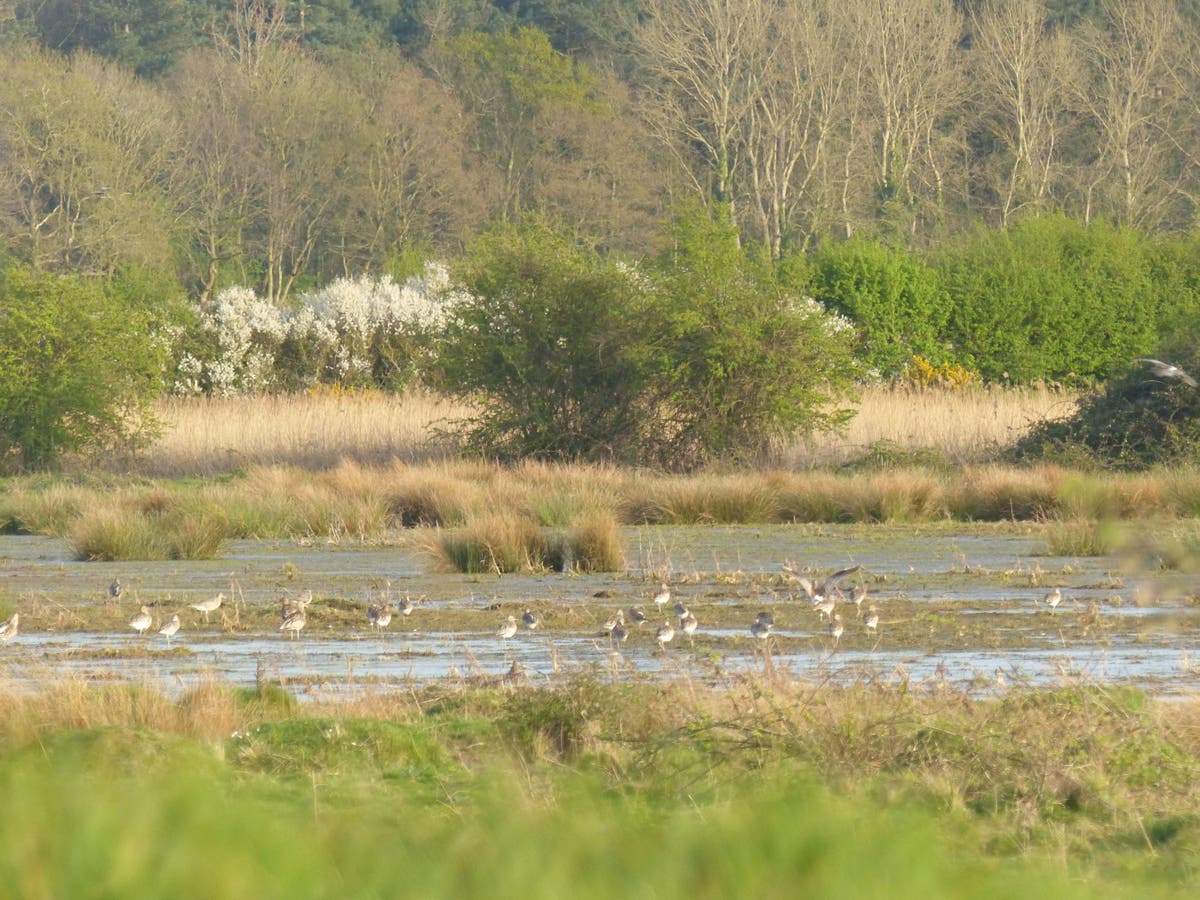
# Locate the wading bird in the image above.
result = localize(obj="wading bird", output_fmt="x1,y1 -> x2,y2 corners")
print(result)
829,614 -> 844,648
0,613 -> 18,642
521,609 -> 541,630
850,584 -> 868,617
679,610 -> 698,647
785,564 -> 863,605
189,592 -> 224,624
655,620 -> 675,651
653,583 -> 671,611
107,578 -> 124,603
751,616 -> 773,641
1042,587 -> 1062,610
280,604 -> 306,639
159,614 -> 181,646
368,602 -> 393,631
602,610 -> 624,635
864,606 -> 880,635
627,606 -> 647,627
129,606 -> 153,636
497,615 -> 518,641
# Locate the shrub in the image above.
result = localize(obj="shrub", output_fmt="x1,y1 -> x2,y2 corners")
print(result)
176,264 -> 457,395
933,215 -> 1157,382
647,207 -> 859,468
1012,340 -> 1200,470
437,217 -> 658,463
0,264 -> 168,470
806,235 -> 952,377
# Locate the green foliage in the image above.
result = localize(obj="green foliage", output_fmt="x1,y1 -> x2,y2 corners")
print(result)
934,215 -> 1158,382
0,264 -> 168,471
807,235 -> 953,377
649,207 -> 858,467
439,217 -> 655,462
438,212 -> 857,468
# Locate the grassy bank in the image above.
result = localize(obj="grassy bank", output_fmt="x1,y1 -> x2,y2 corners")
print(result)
0,676 -> 1195,898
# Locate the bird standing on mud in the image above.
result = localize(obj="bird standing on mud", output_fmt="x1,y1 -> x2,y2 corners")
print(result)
368,602 -> 393,631
655,620 -> 675,651
129,606 -> 153,636
190,592 -> 224,624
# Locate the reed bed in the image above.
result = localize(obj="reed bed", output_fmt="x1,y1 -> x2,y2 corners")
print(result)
112,384 -> 1076,479
781,383 -> 1077,468
130,389 -> 467,476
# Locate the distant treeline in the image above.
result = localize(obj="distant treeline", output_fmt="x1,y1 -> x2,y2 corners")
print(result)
4,1 -> 1200,299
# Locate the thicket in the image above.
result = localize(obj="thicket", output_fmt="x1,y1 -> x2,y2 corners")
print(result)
0,264 -> 171,471
1013,334 -> 1200,470
436,212 -> 858,468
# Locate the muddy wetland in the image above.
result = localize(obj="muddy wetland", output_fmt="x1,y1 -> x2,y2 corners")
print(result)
4,521 -> 1198,699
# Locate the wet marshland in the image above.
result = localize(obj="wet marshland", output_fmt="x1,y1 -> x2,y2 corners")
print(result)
2,523 -> 1198,698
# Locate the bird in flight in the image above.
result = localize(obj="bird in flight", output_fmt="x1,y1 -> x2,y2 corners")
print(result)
1136,358 -> 1198,387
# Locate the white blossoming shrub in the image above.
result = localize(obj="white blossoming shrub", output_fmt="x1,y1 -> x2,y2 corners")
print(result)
175,263 -> 460,395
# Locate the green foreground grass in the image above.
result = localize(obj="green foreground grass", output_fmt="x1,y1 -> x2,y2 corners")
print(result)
2,677 -> 1198,898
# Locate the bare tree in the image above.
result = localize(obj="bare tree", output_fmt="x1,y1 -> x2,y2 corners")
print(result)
741,1 -> 853,254
1075,0 -> 1188,229
0,47 -> 176,275
637,0 -> 772,221
971,0 -> 1082,225
843,0 -> 966,235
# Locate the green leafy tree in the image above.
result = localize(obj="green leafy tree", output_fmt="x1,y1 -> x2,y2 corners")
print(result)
807,235 -> 953,378
648,207 -> 858,467
934,214 -> 1157,381
438,217 -> 655,462
430,26 -> 597,220
0,264 -> 169,470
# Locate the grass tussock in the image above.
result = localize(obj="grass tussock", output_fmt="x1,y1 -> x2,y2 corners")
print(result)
428,511 -> 627,574
68,500 -> 230,561
569,512 -> 625,572
10,463 -> 1200,561
431,515 -> 551,574
1041,518 -> 1126,557
0,676 -> 1195,898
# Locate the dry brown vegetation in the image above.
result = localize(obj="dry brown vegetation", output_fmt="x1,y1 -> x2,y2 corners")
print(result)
121,385 -> 1074,478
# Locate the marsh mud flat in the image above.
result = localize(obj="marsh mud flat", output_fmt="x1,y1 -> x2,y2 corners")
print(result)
1,525 -> 1198,699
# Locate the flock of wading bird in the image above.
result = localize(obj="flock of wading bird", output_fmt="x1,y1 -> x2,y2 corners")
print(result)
0,566 -> 1071,661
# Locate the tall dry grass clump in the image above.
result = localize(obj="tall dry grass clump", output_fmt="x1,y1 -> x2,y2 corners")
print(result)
951,465 -> 1067,520
571,513 -> 626,571
0,482 -> 93,536
427,510 -> 627,574
618,473 -> 782,524
430,515 -> 550,574
68,501 -> 230,561
0,678 -> 245,748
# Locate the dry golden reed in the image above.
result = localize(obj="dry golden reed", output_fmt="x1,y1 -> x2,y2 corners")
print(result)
134,390 -> 466,477
779,383 -> 1077,469
117,385 -> 1074,478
